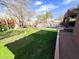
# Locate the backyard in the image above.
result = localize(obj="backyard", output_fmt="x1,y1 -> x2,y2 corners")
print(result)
0,28 -> 57,59
0,0 -> 78,59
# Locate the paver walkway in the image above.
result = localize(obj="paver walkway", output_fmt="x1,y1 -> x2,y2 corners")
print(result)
59,30 -> 79,59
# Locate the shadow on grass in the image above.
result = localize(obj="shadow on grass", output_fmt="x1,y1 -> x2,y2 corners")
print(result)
0,30 -> 25,40
6,30 -> 57,59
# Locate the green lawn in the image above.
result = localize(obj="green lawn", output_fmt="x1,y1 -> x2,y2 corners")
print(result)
0,28 -> 57,59
0,29 -> 26,39
0,43 -> 14,59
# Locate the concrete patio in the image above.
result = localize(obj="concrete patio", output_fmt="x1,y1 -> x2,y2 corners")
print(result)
59,30 -> 79,59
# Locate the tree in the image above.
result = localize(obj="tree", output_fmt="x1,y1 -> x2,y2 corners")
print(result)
7,18 -> 16,29
0,18 -> 9,31
37,12 -> 53,23
0,0 -> 34,27
44,12 -> 53,20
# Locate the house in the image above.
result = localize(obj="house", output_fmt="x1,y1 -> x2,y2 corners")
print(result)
51,20 -> 62,28
62,6 -> 79,46
23,20 -> 36,28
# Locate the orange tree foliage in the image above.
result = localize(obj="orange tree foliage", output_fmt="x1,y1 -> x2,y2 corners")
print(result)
7,18 -> 16,29
0,18 -> 16,31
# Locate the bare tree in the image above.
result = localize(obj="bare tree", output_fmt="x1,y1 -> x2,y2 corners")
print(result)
37,12 -> 53,23
0,0 -> 34,27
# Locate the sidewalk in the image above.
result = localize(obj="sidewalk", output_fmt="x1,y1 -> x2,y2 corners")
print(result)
59,31 -> 79,59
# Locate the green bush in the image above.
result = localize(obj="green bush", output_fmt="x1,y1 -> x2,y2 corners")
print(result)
0,24 -> 8,32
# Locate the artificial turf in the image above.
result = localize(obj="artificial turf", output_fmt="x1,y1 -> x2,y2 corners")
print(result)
0,28 -> 57,59
0,43 -> 14,59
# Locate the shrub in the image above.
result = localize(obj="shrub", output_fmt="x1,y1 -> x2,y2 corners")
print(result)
7,18 -> 16,29
0,23 -> 8,32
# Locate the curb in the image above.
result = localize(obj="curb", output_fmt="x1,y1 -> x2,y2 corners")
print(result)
54,30 -> 60,59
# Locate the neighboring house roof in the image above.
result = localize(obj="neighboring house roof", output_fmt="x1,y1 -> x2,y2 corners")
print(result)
64,7 -> 79,18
